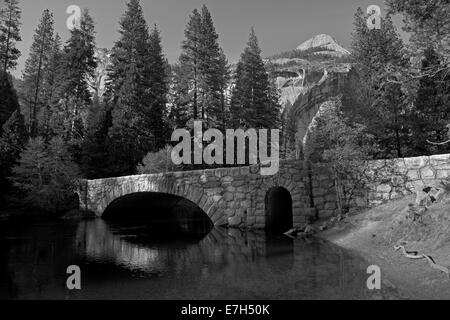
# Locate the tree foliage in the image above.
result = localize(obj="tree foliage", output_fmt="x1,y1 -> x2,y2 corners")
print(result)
0,69 -> 18,130
0,0 -> 21,72
343,8 -> 408,158
137,145 -> 181,174
21,9 -> 55,136
230,28 -> 281,129
305,99 -> 376,215
106,0 -> 155,176
11,136 -> 80,214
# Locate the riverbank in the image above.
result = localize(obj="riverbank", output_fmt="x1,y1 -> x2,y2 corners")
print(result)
316,195 -> 450,299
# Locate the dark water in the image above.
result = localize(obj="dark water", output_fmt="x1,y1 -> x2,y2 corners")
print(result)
0,218 -> 405,300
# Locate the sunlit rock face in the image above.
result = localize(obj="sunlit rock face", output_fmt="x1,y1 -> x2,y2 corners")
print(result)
268,34 -> 351,114
296,34 -> 350,57
267,34 -> 352,156
89,48 -> 112,100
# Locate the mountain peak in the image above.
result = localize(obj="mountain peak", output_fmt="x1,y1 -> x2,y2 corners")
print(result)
296,34 -> 350,56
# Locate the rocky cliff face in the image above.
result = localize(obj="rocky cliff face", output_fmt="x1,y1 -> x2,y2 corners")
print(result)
267,34 -> 352,158
269,34 -> 351,113
296,34 -> 350,57
89,48 -> 112,100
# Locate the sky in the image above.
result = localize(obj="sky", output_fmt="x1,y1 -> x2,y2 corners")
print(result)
13,0 -> 402,78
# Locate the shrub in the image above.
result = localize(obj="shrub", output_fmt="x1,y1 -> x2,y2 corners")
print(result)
137,145 -> 181,174
304,98 -> 377,215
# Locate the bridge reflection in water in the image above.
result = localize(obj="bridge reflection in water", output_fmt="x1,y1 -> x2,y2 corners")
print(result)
1,218 -> 404,299
76,219 -> 295,275
72,219 -> 402,299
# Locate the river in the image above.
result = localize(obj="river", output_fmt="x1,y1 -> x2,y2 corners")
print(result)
0,218 -> 404,300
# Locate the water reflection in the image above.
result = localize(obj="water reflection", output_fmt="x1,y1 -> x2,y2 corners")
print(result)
0,219 -> 405,300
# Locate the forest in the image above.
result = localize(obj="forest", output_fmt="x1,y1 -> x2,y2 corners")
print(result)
0,0 -> 449,216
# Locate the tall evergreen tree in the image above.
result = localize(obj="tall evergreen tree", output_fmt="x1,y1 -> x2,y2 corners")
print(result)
168,62 -> 191,129
59,9 -> 97,144
0,0 -> 21,72
199,5 -> 230,130
230,28 -> 281,129
38,33 -> 63,139
343,8 -> 407,158
21,9 -> 55,136
177,5 -> 230,129
106,0 -> 154,175
147,25 -> 169,150
179,8 -> 202,120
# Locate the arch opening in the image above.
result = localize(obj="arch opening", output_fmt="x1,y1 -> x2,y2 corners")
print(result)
265,187 -> 293,234
102,192 -> 213,240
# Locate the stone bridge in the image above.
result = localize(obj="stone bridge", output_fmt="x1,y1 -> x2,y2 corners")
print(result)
77,160 -> 319,230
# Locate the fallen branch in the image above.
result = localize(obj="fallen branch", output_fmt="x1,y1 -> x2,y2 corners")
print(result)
395,245 -> 450,278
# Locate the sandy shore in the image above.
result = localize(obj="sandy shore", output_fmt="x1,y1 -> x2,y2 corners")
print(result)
316,196 -> 450,300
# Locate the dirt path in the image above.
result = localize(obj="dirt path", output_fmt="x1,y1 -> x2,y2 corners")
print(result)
316,196 -> 450,300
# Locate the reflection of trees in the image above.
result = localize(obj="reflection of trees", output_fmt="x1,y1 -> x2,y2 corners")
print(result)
0,219 -> 403,299
77,219 -> 380,300
76,220 -> 296,275
0,222 -> 80,299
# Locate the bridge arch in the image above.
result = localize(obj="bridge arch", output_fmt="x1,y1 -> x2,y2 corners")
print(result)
102,192 -> 213,237
77,173 -> 224,225
265,187 -> 293,233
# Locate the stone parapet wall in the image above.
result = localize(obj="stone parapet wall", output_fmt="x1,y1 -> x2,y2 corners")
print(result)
79,154 -> 450,229
310,154 -> 450,219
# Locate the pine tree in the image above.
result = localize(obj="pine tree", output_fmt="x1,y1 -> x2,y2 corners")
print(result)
106,0 -> 155,175
168,62 -> 191,129
147,25 -> 169,150
179,8 -> 202,120
177,5 -> 230,129
38,33 -> 63,139
198,5 -> 230,130
0,0 -> 21,73
59,9 -> 97,144
230,28 -> 281,129
21,9 -> 55,136
0,69 -> 18,130
343,8 -> 407,158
